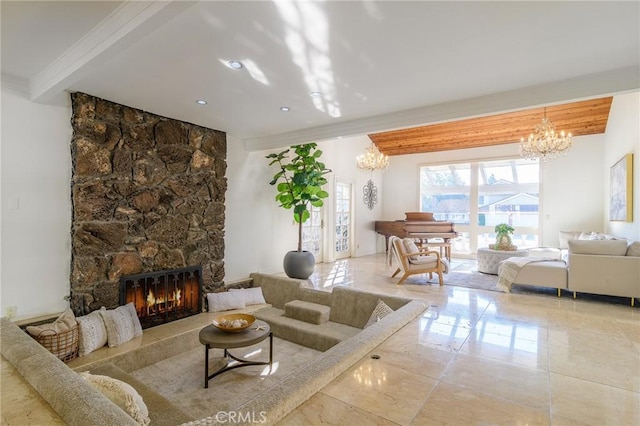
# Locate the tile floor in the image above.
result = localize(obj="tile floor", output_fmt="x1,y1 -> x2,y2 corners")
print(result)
2,254 -> 638,425
279,253 -> 640,425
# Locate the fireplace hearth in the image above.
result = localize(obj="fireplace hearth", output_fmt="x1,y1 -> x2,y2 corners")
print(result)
119,266 -> 202,329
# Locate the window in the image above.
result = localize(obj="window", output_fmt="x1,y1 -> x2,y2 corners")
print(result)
420,158 -> 540,256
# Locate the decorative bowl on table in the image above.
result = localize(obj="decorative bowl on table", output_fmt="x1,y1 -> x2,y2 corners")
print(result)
212,313 -> 256,332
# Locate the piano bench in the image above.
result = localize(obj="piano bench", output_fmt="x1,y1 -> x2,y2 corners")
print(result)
416,240 -> 451,261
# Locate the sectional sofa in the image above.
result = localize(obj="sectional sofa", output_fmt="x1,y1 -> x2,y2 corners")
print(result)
503,235 -> 640,305
1,273 -> 427,426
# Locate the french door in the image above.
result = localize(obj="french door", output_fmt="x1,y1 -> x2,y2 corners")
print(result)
334,181 -> 352,259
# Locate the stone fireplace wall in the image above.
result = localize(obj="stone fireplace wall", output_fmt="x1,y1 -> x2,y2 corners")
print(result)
69,93 -> 226,314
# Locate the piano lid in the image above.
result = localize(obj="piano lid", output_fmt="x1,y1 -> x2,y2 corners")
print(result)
404,212 -> 435,221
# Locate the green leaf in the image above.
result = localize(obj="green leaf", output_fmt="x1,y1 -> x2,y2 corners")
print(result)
277,182 -> 289,192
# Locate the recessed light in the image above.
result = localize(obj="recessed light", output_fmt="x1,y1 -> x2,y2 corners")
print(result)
228,60 -> 243,70
310,91 -> 322,97
280,106 -> 291,112
196,99 -> 207,105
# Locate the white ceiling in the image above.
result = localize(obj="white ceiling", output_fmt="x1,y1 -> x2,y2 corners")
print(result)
2,1 -> 639,152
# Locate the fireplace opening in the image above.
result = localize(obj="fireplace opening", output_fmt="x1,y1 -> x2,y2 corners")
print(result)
119,266 -> 203,329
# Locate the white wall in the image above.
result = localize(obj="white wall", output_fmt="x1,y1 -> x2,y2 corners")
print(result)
382,134 -> 606,248
224,135 -> 380,281
319,135 -> 383,258
603,92 -> 640,241
540,134 -> 606,243
224,136 -> 296,281
1,87 -> 73,320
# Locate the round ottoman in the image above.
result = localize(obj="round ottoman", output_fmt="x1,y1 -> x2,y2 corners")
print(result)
477,248 -> 529,275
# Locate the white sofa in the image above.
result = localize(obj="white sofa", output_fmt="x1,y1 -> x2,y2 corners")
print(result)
566,239 -> 640,302
505,235 -> 640,305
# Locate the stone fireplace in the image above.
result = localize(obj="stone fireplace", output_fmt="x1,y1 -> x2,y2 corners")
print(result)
119,266 -> 202,329
69,93 -> 226,315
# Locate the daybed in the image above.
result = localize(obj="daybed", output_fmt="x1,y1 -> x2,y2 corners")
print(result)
1,273 -> 426,426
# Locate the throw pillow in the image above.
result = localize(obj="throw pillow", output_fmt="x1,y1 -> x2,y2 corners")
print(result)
80,372 -> 150,426
207,291 -> 245,312
627,241 -> 640,257
26,308 -> 78,358
578,232 -> 595,240
99,304 -> 141,348
558,231 -> 581,249
229,287 -> 267,305
77,311 -> 108,356
122,302 -> 143,338
588,233 -> 607,240
26,308 -> 76,337
364,299 -> 394,328
402,238 -> 421,261
568,239 -> 628,256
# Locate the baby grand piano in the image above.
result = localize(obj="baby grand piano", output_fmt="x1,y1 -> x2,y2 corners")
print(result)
375,212 -> 457,260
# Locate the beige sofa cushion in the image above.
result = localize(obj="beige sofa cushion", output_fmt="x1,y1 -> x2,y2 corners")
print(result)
568,239 -> 628,256
559,231 -> 582,249
329,287 -> 409,329
254,306 -> 359,352
512,261 -> 568,289
251,273 -> 306,309
284,300 -> 330,324
626,241 -> 640,257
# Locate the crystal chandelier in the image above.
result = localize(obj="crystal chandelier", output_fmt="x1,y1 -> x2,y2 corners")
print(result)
356,142 -> 389,172
520,108 -> 572,161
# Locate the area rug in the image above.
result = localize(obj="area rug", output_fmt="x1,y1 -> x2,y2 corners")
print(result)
129,337 -> 321,421
443,270 -> 500,292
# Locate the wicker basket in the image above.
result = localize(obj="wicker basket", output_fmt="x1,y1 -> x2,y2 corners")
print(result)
33,324 -> 79,363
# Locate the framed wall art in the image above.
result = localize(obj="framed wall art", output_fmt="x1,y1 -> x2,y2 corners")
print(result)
609,153 -> 633,222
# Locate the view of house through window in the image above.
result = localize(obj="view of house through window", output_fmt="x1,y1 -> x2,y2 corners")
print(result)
420,158 -> 540,256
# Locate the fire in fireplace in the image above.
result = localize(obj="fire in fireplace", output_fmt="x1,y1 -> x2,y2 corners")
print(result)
119,266 -> 202,329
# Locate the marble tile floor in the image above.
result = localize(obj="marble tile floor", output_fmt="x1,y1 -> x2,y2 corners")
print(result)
279,253 -> 640,425
2,254 -> 638,425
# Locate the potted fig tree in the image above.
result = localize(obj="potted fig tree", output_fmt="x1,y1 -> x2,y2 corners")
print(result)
266,143 -> 331,279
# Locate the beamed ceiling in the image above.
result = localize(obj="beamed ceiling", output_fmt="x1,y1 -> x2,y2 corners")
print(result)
369,97 -> 613,156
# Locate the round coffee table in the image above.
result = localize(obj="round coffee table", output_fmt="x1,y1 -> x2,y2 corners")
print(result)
199,319 -> 272,388
477,247 -> 529,275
